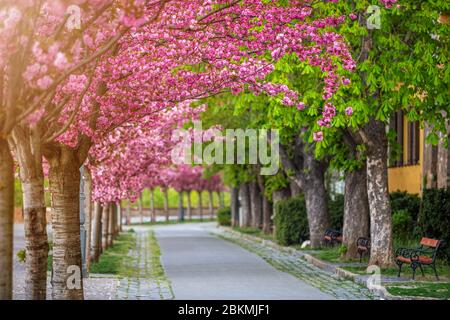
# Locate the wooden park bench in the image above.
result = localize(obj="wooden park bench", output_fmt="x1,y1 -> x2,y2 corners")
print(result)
356,237 -> 370,263
323,229 -> 342,247
395,237 -> 442,280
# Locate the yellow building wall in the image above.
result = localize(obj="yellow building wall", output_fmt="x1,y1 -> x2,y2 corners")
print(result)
387,120 -> 424,195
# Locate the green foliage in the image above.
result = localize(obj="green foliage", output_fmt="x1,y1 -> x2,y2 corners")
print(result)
390,191 -> 421,221
392,209 -> 414,241
16,249 -> 26,263
274,196 -> 309,245
217,207 -> 231,226
328,194 -> 344,231
90,233 -> 136,274
419,189 -> 450,261
386,282 -> 450,300
338,245 -> 348,256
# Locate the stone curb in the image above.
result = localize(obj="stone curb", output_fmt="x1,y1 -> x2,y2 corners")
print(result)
218,226 -> 438,301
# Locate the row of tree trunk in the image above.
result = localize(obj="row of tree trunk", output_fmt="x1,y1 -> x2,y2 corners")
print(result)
128,189 -> 223,224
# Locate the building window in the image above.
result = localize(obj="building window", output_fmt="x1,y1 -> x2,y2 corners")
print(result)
407,121 -> 420,165
389,112 -> 420,167
389,111 -> 404,167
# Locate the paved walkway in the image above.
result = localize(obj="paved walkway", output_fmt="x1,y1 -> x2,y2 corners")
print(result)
154,223 -> 335,299
212,227 -> 375,300
116,229 -> 173,300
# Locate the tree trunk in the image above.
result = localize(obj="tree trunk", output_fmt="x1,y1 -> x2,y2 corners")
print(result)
91,202 -> 102,263
249,182 -> 262,229
102,204 -> 110,250
218,191 -> 224,209
238,183 -> 251,228
290,181 -> 302,197
230,187 -> 239,227
342,166 -> 370,260
197,190 -> 203,221
261,196 -> 273,234
362,118 -> 394,267
138,193 -> 144,224
22,180 -> 48,300
178,191 -> 184,222
11,126 -> 48,299
48,154 -> 84,300
303,175 -> 330,248
208,190 -> 214,219
163,189 -> 169,222
186,190 -> 192,221
82,169 -> 92,272
0,139 -> 14,300
108,203 -> 114,246
126,201 -> 131,225
150,189 -> 156,223
118,203 -> 122,232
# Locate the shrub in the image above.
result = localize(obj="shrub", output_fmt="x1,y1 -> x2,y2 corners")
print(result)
390,191 -> 421,221
217,207 -> 231,226
419,189 -> 450,261
328,194 -> 344,231
392,209 -> 414,241
274,196 -> 309,245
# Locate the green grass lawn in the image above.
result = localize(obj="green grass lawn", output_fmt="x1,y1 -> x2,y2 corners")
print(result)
133,218 -> 216,226
232,226 -> 275,241
386,282 -> 450,299
342,262 -> 450,280
89,231 -> 136,275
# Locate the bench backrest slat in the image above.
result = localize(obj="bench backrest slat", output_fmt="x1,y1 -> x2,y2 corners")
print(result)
420,237 -> 440,248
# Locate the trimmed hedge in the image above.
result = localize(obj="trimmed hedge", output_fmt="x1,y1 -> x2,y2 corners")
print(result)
274,196 -> 309,246
217,207 -> 231,226
328,194 -> 344,231
419,189 -> 450,261
274,195 -> 344,246
390,191 -> 421,221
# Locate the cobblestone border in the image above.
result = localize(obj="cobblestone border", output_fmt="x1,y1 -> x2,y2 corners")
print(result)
219,226 -> 438,301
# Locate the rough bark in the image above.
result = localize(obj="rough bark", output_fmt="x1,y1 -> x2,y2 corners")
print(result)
290,181 -> 302,197
178,191 -> 185,221
230,187 -> 239,227
163,189 -> 169,222
343,167 -> 370,259
150,189 -> 156,223
278,136 -> 330,248
102,204 -> 110,250
238,183 -> 251,227
11,125 -> 48,299
108,203 -> 114,246
249,182 -> 262,229
272,188 -> 291,204
118,203 -> 122,232
82,169 -> 92,272
361,118 -> 394,267
197,190 -> 203,221
303,167 -> 330,248
138,193 -> 144,224
126,201 -> 131,225
91,202 -> 102,263
186,190 -> 192,221
0,139 -> 14,300
47,152 -> 84,300
341,130 -> 370,260
208,190 -> 214,219
22,180 -> 48,300
256,175 -> 272,234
